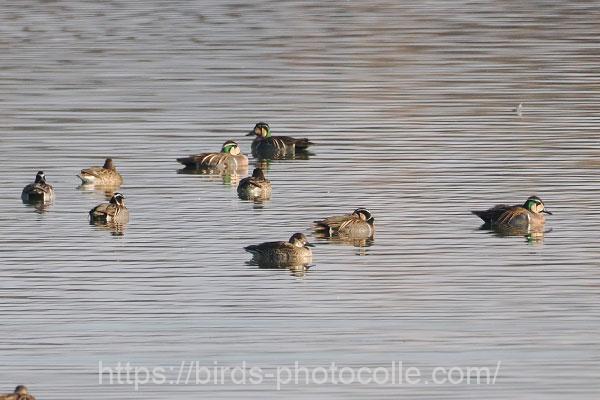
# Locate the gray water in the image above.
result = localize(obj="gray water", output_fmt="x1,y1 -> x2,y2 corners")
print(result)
1,1 -> 600,399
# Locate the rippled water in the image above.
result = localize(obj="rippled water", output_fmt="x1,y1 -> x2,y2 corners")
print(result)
2,1 -> 600,399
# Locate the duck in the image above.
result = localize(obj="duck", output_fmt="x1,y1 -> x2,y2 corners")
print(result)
237,168 -> 272,200
89,192 -> 129,223
472,195 -> 552,229
0,385 -> 36,400
177,140 -> 248,170
314,208 -> 375,238
246,122 -> 313,159
78,158 -> 123,186
21,171 -> 54,202
245,233 -> 313,267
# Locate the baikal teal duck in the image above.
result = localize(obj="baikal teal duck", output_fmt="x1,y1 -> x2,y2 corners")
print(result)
177,140 -> 248,171
89,192 -> 129,224
21,171 -> 54,203
246,122 -> 313,159
472,195 -> 552,240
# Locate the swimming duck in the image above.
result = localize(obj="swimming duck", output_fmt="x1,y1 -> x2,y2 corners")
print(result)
472,195 -> 552,228
0,385 -> 36,400
314,208 -> 375,238
89,192 -> 129,223
78,158 -> 123,186
177,140 -> 248,170
246,122 -> 313,159
21,171 -> 54,202
237,168 -> 272,200
245,233 -> 313,267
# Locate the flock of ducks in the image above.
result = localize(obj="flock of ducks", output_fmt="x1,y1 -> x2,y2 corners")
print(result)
20,121 -> 553,265
15,122 -> 553,397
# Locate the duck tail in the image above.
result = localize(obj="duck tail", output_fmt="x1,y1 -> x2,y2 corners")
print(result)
471,210 -> 487,221
313,220 -> 329,231
295,138 -> 314,150
244,245 -> 259,254
176,157 -> 190,165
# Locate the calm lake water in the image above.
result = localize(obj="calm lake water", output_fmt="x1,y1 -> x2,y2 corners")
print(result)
1,1 -> 600,399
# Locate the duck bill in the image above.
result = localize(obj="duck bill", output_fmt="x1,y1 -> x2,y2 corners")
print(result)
542,210 -> 553,215
306,243 -> 315,247
246,131 -> 256,136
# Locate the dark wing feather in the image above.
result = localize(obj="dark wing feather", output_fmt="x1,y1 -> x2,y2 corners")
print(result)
471,204 -> 512,223
277,136 -> 313,149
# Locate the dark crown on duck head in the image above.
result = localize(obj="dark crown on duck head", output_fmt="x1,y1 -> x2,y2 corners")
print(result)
110,192 -> 126,205
35,171 -> 46,183
247,122 -> 270,137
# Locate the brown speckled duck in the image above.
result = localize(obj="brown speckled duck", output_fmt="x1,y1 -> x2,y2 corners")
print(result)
177,140 -> 248,170
78,158 -> 123,186
245,233 -> 313,267
237,168 -> 272,200
21,171 -> 54,203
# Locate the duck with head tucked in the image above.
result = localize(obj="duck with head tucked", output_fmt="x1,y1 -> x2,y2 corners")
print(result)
237,168 -> 272,200
21,171 -> 54,203
245,233 -> 313,268
78,158 -> 123,186
246,122 -> 313,159
89,192 -> 129,224
472,195 -> 552,229
0,385 -> 36,400
314,208 -> 375,239
177,140 -> 248,171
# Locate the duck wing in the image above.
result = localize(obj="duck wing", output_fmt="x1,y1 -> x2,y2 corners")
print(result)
471,204 -> 512,224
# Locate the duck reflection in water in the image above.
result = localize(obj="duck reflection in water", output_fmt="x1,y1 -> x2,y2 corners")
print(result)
77,182 -> 119,200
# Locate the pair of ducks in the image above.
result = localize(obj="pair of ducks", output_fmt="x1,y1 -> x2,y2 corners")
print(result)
246,196 -> 553,267
78,158 -> 129,223
176,122 -> 314,169
245,208 -> 375,267
21,159 -> 129,223
0,385 -> 35,400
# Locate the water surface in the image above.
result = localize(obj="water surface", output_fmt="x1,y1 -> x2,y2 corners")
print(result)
1,1 -> 600,399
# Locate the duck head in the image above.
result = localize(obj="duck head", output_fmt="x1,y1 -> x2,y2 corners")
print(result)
524,196 -> 552,215
353,208 -> 375,225
14,385 -> 29,395
289,233 -> 314,248
110,192 -> 126,207
246,122 -> 271,138
221,140 -> 241,155
34,171 -> 47,184
103,158 -> 115,169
